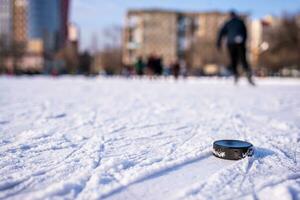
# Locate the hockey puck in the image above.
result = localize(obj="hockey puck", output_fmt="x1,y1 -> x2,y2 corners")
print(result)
212,140 -> 254,160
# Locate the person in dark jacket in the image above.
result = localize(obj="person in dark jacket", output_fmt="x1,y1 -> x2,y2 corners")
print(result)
154,56 -> 163,76
135,56 -> 145,76
147,54 -> 156,75
217,11 -> 255,85
172,60 -> 180,79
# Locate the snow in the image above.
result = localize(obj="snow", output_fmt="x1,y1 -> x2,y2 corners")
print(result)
0,76 -> 299,200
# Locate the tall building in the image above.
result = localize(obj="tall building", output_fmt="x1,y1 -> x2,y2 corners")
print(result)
123,9 -> 229,71
27,0 -> 70,52
123,10 -> 178,67
12,0 -> 28,43
60,0 -> 70,46
0,0 -> 71,73
27,0 -> 61,52
0,0 -> 13,46
0,0 -> 28,44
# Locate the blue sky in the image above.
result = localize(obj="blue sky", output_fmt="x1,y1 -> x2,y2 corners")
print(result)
71,0 -> 300,51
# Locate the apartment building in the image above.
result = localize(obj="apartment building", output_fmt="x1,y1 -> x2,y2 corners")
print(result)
123,9 -> 229,71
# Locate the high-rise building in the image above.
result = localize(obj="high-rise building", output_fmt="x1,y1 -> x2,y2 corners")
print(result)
0,0 -> 28,44
27,0 -> 70,52
27,0 -> 61,52
0,0 -> 13,46
60,0 -> 70,46
0,0 -> 71,73
12,0 -> 28,43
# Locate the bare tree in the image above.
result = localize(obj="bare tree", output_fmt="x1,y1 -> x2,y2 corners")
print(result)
92,25 -> 123,74
102,25 -> 122,49
259,14 -> 300,73
56,41 -> 79,74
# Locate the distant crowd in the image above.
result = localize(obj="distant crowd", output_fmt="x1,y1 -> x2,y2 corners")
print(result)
122,54 -> 187,79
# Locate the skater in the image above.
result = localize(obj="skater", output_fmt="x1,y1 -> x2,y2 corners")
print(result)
135,56 -> 145,76
172,60 -> 180,79
153,55 -> 163,76
217,11 -> 255,85
147,54 -> 156,76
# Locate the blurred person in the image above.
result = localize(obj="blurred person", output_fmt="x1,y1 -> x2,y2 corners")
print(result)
122,64 -> 133,77
154,55 -> 163,76
147,54 -> 156,75
180,60 -> 188,78
172,60 -> 180,79
135,56 -> 145,76
79,51 -> 92,75
163,64 -> 172,76
217,11 -> 255,85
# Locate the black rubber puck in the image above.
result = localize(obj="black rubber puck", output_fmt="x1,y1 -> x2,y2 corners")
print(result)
212,140 -> 254,160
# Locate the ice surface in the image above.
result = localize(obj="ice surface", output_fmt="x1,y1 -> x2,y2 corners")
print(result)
0,76 -> 299,200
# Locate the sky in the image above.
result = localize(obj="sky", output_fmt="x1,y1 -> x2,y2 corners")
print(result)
71,0 -> 300,51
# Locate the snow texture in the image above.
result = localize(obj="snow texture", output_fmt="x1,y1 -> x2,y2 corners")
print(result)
0,76 -> 299,200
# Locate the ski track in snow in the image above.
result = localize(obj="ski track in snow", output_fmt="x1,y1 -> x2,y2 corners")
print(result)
0,76 -> 299,200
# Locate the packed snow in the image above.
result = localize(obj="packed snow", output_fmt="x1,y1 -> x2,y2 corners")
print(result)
0,76 -> 299,200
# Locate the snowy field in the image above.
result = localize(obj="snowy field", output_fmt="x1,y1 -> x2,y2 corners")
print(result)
0,76 -> 299,200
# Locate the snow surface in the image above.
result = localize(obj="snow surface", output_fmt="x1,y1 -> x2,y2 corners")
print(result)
0,76 -> 299,200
